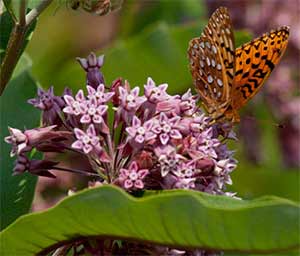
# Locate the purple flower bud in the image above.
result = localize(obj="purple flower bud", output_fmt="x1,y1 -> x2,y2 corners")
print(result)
77,52 -> 105,88
13,154 -> 57,178
5,126 -> 59,156
28,86 -> 65,126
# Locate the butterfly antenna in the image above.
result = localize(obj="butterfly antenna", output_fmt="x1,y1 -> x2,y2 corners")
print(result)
243,115 -> 285,129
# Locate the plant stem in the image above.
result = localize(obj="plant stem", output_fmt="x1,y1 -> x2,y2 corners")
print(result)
0,0 -> 53,95
0,24 -> 26,95
19,0 -> 27,26
25,0 -> 53,27
53,166 -> 102,178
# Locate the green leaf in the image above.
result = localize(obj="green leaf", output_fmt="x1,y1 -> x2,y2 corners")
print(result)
229,165 -> 300,202
1,186 -> 299,255
2,0 -> 18,22
0,11 -> 14,64
44,22 -> 251,96
0,56 -> 39,230
120,0 -> 205,38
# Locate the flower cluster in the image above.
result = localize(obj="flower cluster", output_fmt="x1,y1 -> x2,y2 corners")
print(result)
5,52 -> 237,195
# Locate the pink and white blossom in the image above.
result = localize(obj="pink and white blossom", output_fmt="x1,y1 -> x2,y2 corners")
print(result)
119,161 -> 149,189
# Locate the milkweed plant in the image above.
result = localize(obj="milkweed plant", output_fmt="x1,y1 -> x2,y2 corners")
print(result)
5,52 -> 238,255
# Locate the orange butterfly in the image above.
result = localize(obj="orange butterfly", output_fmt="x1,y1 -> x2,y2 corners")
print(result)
188,7 -> 289,123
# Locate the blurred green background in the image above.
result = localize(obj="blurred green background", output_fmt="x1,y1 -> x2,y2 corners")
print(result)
3,0 -> 300,212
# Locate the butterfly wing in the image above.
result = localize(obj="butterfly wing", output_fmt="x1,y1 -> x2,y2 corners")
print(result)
188,7 -> 235,117
232,26 -> 290,110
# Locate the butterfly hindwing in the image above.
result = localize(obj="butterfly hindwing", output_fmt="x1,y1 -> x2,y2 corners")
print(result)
232,26 -> 290,110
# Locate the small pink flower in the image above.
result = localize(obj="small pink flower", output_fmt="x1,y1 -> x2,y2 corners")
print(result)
86,84 -> 114,104
126,116 -> 156,145
63,90 -> 85,115
144,77 -> 169,103
119,161 -> 148,189
118,86 -> 146,112
179,89 -> 198,116
71,124 -> 101,154
152,112 -> 182,145
79,97 -> 108,124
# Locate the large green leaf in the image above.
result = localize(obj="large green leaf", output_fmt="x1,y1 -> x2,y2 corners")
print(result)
1,186 -> 299,255
0,55 -> 39,230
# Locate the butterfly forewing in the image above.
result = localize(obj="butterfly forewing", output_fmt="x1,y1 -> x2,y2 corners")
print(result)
188,7 -> 235,115
232,26 -> 290,110
204,7 -> 235,89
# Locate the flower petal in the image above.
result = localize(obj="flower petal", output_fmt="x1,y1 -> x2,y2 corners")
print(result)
160,133 -> 169,145
71,140 -> 83,150
134,180 -> 144,189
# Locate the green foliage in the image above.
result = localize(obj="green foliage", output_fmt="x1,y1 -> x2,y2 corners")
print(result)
1,186 -> 299,255
229,165 -> 300,202
0,11 -> 14,64
0,55 -> 39,230
120,0 -> 206,38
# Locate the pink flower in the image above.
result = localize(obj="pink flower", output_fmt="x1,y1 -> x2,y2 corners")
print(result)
86,84 -> 114,104
154,145 -> 185,177
71,124 -> 101,154
144,77 -> 169,103
119,161 -> 149,189
63,90 -> 85,115
118,86 -> 146,112
79,96 -> 108,124
152,112 -> 182,145
126,116 -> 156,145
179,89 -> 198,116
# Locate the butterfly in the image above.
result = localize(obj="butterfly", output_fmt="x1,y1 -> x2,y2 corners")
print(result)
67,0 -> 123,15
188,7 -> 289,123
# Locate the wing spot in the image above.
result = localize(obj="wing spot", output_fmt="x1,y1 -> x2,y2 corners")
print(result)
217,64 -> 222,70
200,42 -> 205,49
217,91 -> 222,98
205,42 -> 211,49
200,60 -> 205,68
217,79 -> 223,87
193,44 -> 198,49
211,59 -> 216,67
206,57 -> 211,66
246,58 -> 251,64
208,75 -> 214,83
255,52 -> 260,58
212,45 -> 217,54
